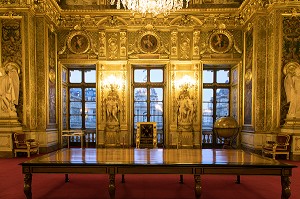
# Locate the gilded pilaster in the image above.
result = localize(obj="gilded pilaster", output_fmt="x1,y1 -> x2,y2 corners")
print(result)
253,15 -> 267,132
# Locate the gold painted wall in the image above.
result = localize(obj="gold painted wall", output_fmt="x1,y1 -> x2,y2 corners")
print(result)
1,0 -> 300,157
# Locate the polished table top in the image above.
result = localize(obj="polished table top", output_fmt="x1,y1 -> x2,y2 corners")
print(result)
21,148 -> 296,168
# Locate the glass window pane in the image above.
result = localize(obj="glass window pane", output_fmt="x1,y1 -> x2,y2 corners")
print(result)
70,115 -> 82,128
150,102 -> 163,115
150,116 -> 163,129
85,70 -> 96,83
202,88 -> 213,104
203,70 -> 213,83
150,69 -> 163,82
85,116 -> 96,128
70,88 -> 82,101
134,116 -> 145,123
69,70 -> 82,83
150,88 -> 163,101
134,69 -> 147,83
85,88 -> 96,101
85,102 -> 96,115
134,88 -> 147,101
70,102 -> 82,114
217,70 -> 229,83
216,102 -> 229,117
202,115 -> 213,130
216,89 -> 229,102
134,102 -> 147,115
202,88 -> 213,130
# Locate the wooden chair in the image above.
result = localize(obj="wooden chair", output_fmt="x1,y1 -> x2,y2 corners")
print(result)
262,134 -> 290,160
13,133 -> 39,157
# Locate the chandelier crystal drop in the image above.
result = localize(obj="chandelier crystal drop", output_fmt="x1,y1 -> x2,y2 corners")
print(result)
111,0 -> 190,16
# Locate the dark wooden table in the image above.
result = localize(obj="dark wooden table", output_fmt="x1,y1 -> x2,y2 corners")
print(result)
21,148 -> 297,199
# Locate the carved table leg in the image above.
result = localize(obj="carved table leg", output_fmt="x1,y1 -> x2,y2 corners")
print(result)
65,174 -> 70,182
179,174 -> 184,184
281,176 -> 291,199
24,173 -> 32,199
194,175 -> 202,199
235,175 -> 240,184
121,174 -> 125,183
109,174 -> 116,199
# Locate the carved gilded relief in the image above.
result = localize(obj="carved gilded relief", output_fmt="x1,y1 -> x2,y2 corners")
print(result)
120,31 -> 127,58
1,19 -> 22,65
179,33 -> 191,59
171,31 -> 178,56
99,31 -> 106,57
128,24 -> 169,58
107,33 -> 118,59
193,31 -> 200,57
58,26 -> 98,59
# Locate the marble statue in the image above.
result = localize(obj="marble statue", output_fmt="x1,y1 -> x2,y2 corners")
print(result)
0,63 -> 19,113
284,65 -> 300,118
106,93 -> 120,122
177,93 -> 195,124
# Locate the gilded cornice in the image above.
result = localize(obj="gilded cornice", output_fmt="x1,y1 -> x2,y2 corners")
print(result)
239,0 -> 268,24
58,13 -> 242,30
33,0 -> 60,25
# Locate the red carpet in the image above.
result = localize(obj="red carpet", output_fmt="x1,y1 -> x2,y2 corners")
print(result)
0,154 -> 299,199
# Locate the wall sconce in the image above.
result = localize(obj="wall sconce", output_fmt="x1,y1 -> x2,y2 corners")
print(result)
175,75 -> 196,91
103,75 -> 123,91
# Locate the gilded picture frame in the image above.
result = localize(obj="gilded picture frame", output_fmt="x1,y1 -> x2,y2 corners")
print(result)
138,32 -> 160,54
209,30 -> 233,53
67,31 -> 90,54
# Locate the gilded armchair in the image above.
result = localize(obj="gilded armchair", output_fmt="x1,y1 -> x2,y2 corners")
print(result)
262,134 -> 290,160
13,133 -> 39,157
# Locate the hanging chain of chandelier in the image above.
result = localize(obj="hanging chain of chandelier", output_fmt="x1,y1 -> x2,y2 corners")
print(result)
110,0 -> 190,16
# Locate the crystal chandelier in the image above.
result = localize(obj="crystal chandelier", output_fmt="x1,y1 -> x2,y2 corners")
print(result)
111,0 -> 190,16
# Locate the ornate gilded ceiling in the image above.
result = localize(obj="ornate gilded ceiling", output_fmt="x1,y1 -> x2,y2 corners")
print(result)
58,0 -> 244,10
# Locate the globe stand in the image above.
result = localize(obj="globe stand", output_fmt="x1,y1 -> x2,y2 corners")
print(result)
214,128 -> 239,149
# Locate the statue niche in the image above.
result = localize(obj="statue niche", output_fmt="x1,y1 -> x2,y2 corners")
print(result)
175,76 -> 197,148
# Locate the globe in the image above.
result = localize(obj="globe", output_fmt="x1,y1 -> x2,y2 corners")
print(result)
214,116 -> 239,148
